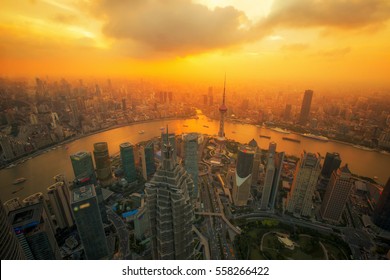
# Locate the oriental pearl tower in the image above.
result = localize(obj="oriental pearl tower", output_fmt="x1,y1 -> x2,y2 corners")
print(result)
217,75 -> 227,153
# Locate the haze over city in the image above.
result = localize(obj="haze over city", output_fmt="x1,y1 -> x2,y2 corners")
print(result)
1,0 -> 390,263
1,0 -> 390,88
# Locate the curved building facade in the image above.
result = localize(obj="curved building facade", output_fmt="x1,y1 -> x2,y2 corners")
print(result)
0,200 -> 24,259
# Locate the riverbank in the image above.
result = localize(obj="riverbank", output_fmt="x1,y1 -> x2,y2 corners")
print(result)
1,115 -> 195,170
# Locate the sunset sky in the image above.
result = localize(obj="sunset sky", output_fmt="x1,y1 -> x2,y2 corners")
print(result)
1,0 -> 390,87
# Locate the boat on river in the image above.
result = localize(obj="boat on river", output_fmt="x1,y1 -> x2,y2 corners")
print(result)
270,127 -> 290,134
302,133 -> 329,142
13,177 -> 27,185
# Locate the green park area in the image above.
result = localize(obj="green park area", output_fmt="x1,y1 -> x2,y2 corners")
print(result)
234,219 -> 351,260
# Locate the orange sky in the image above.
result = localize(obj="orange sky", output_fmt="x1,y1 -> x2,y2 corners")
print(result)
1,0 -> 390,88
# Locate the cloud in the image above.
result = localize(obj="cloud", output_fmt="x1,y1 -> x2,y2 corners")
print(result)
266,0 -> 390,29
88,0 -> 390,57
281,43 -> 309,52
316,47 -> 351,58
51,13 -> 79,24
91,0 -> 262,56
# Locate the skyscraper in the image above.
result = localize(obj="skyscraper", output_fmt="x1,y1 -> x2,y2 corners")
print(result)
260,154 -> 275,210
284,104 -> 292,121
372,177 -> 390,231
183,133 -> 199,198
71,185 -> 109,260
286,152 -> 321,217
269,152 -> 285,210
321,152 -> 342,178
93,142 -> 113,186
0,200 -> 24,259
299,90 -> 313,125
47,181 -> 74,229
70,151 -> 95,180
8,203 -> 60,260
218,77 -> 228,141
140,141 -> 156,180
145,132 -> 194,260
249,139 -> 261,187
232,145 -> 255,206
260,146 -> 285,211
120,142 -> 137,183
320,165 -> 353,223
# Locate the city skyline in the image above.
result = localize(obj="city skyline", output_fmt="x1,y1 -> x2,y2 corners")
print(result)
1,1 -> 390,262
1,1 -> 390,88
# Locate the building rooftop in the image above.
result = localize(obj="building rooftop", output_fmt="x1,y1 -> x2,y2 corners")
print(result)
248,138 -> 257,148
93,142 -> 108,151
8,203 -> 43,231
120,142 -> 133,149
340,164 -> 351,174
72,185 -> 96,203
70,151 -> 90,160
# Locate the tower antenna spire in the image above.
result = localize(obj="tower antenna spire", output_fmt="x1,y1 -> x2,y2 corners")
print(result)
223,73 -> 226,105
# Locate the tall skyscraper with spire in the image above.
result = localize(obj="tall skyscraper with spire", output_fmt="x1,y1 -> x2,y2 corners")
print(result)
145,127 -> 194,260
218,75 -> 228,141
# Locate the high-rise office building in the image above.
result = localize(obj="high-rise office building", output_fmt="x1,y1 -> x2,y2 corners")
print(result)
70,151 -> 95,180
93,142 -> 113,186
284,104 -> 292,121
71,185 -> 109,260
269,152 -> 285,210
140,142 -> 156,180
286,152 -> 321,217
249,139 -> 261,187
22,192 -> 57,234
268,142 -> 277,156
183,133 -> 199,198
260,154 -> 276,210
299,90 -> 313,124
47,181 -> 74,229
372,177 -> 390,231
8,203 -> 60,260
1,200 -> 25,259
120,142 -> 137,183
321,152 -> 342,178
260,151 -> 285,211
232,145 -> 255,206
145,134 -> 194,260
320,165 -> 353,223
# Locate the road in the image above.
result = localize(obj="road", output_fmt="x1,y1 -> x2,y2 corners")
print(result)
106,207 -> 130,259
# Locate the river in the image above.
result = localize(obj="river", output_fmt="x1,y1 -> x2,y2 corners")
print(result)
1,113 -> 389,202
